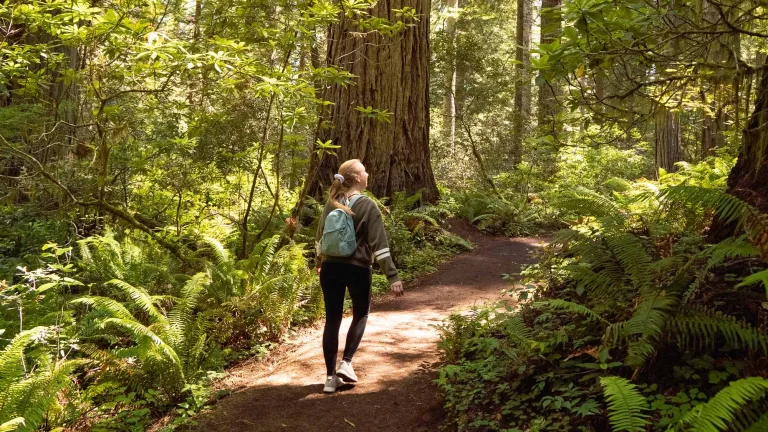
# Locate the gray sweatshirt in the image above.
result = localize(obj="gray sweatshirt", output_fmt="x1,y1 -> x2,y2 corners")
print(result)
315,195 -> 400,283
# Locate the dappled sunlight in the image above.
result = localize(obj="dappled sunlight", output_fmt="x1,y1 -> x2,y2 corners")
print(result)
190,236 -> 542,432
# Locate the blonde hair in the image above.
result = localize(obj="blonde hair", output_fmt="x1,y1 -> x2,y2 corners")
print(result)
327,159 -> 363,214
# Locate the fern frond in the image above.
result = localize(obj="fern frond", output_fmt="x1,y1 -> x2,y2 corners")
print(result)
677,377 -> 768,432
0,418 -> 24,432
623,291 -> 677,368
168,273 -> 208,340
556,186 -> 626,219
201,237 -> 230,265
502,315 -> 532,344
535,299 -> 609,324
247,235 -> 281,278
100,318 -> 183,370
668,308 -> 768,355
600,376 -> 650,432
0,327 -> 47,387
735,269 -> 768,296
70,296 -> 134,321
604,234 -> 653,290
106,279 -> 164,322
703,236 -> 761,266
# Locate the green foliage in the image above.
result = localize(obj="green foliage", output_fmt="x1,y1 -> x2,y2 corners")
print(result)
72,273 -> 210,399
599,376 -> 649,432
535,299 -> 608,324
0,327 -> 84,432
364,191 -> 472,281
676,378 -> 768,432
437,158 -> 768,431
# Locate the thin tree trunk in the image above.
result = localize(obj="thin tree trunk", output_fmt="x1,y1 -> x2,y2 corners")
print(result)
537,0 -> 561,134
511,0 -> 532,166
443,0 -> 458,154
700,0 -> 740,158
537,0 -> 562,175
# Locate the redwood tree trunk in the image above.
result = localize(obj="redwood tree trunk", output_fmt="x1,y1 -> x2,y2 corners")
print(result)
305,0 -> 438,202
654,106 -> 682,175
723,57 -> 768,211
710,56 -> 768,240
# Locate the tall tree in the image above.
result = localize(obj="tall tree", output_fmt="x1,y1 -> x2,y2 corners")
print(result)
510,0 -> 532,166
443,0 -> 459,154
710,55 -> 768,240
305,0 -> 439,202
654,108 -> 682,174
537,0 -> 561,137
654,0 -> 684,175
724,55 -> 768,212
700,0 -> 740,158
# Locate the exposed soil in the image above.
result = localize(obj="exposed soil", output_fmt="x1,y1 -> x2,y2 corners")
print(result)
188,220 -> 544,432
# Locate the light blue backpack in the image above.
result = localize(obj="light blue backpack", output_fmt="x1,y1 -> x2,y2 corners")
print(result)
320,195 -> 364,257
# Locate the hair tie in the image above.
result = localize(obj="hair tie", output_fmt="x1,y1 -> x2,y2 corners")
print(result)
333,174 -> 345,183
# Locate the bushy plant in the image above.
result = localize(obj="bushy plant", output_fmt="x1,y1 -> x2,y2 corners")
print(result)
437,158 -> 768,431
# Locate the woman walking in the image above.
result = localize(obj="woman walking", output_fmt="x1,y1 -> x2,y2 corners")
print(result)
315,159 -> 404,394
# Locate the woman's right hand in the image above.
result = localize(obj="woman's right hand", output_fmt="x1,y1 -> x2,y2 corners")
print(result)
390,280 -> 404,297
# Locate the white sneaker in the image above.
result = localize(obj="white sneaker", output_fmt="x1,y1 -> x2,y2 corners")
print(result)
323,375 -> 343,393
336,360 -> 358,383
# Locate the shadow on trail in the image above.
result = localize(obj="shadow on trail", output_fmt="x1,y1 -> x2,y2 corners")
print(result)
186,235 -> 544,432
189,365 -> 443,432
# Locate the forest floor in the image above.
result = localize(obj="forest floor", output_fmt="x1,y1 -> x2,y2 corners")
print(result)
185,220 -> 544,432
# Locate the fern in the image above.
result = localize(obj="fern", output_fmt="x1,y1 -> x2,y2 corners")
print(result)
556,186 -> 626,219
735,269 -> 768,296
600,376 -> 650,432
668,308 -> 768,355
0,418 -> 24,432
745,413 -> 768,432
71,272 -> 212,398
621,290 -> 677,368
604,234 -> 653,290
0,328 -> 84,431
683,236 -> 761,303
201,236 -> 230,265
105,279 -> 166,322
676,377 -> 768,432
535,299 -> 609,324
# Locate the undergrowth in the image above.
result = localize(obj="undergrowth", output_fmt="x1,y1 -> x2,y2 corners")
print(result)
436,158 -> 768,431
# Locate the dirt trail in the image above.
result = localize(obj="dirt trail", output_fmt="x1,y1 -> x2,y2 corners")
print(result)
190,222 -> 544,432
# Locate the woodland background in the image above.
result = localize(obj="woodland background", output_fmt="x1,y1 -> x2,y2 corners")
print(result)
1,0 -> 768,430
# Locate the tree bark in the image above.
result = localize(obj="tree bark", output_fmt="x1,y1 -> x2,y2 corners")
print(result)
709,55 -> 768,240
442,0 -> 459,154
700,0 -> 740,159
510,0 -> 532,166
654,107 -> 682,175
537,0 -> 561,136
305,0 -> 439,203
537,0 -> 561,175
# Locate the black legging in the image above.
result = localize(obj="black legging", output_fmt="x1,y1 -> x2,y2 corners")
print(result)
320,261 -> 372,377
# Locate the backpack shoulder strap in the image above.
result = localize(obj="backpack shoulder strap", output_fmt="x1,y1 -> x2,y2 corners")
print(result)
348,194 -> 365,208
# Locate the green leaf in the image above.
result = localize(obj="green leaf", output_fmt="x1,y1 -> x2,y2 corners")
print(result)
600,376 -> 650,432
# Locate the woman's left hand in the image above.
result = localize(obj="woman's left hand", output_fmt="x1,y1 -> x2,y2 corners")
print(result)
390,281 -> 404,297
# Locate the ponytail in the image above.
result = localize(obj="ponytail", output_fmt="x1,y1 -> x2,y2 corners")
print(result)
327,159 -> 362,214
